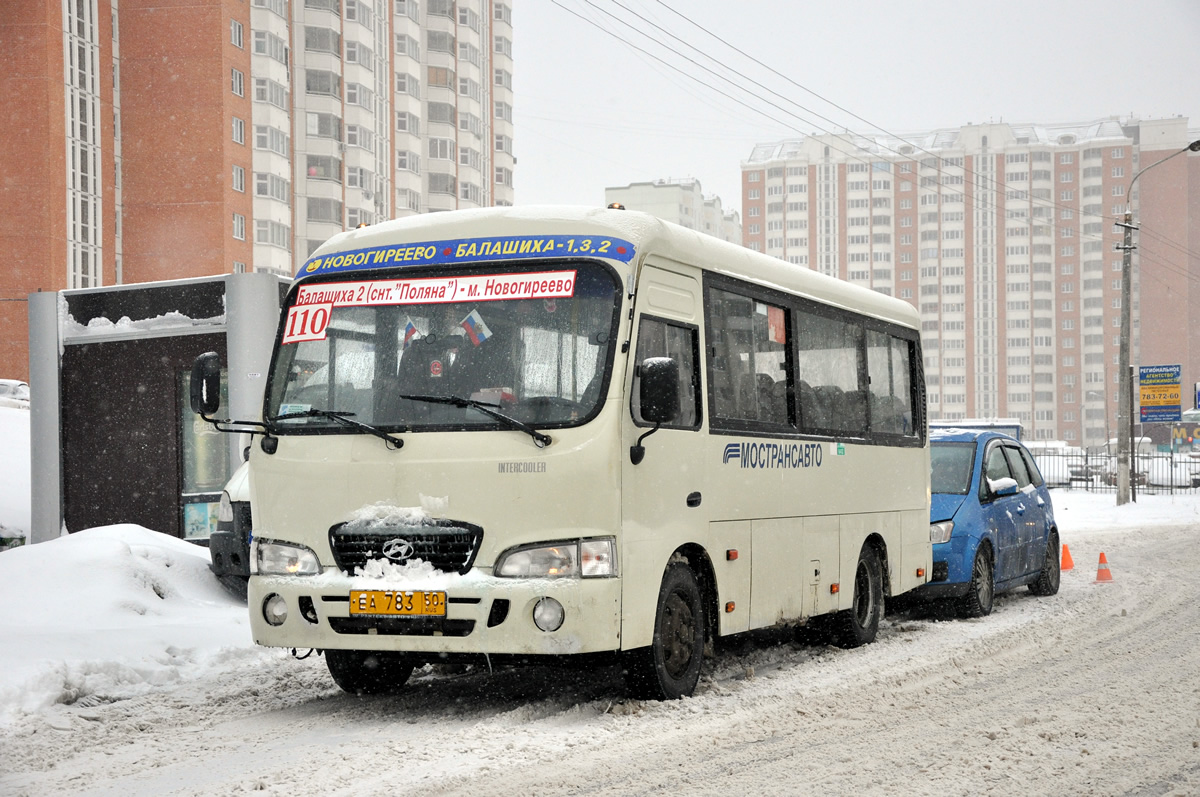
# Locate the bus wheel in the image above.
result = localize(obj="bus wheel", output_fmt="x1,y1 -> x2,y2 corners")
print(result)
325,649 -> 415,695
625,563 -> 706,700
831,545 -> 883,648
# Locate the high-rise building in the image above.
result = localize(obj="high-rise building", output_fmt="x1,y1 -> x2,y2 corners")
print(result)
742,117 -> 1200,447
605,179 -> 742,243
0,0 -> 515,380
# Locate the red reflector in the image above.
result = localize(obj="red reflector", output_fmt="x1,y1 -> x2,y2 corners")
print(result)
916,568 -> 926,578
724,601 -> 735,613
830,583 -> 840,594
726,549 -> 738,561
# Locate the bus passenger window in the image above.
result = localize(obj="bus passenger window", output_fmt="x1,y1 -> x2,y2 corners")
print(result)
706,288 -> 789,427
867,330 -> 916,436
795,309 -> 865,434
632,317 -> 699,428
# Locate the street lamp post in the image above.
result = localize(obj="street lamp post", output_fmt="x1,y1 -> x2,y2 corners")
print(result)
1086,390 -> 1109,452
1115,139 -> 1200,505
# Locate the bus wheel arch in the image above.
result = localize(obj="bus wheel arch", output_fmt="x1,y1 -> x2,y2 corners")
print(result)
864,532 -> 892,598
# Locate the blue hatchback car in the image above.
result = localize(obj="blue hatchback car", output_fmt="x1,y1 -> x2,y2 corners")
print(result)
915,429 -> 1060,616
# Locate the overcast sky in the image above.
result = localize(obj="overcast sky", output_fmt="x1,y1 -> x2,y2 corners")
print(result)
511,0 -> 1200,216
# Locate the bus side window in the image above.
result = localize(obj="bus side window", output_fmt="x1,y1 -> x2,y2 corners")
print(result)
795,308 -> 865,434
632,317 -> 700,429
706,287 -> 789,427
867,330 -> 917,436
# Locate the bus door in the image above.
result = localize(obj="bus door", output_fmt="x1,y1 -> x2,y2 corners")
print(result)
619,263 -> 711,649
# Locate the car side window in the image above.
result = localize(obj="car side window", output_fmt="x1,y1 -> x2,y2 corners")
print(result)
980,444 -> 1013,500
1003,445 -> 1033,489
1016,446 -> 1045,487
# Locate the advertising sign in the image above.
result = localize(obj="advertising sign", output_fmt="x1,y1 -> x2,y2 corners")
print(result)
1139,364 -> 1182,423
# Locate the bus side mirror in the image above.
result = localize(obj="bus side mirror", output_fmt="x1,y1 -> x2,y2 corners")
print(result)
630,357 -> 680,465
190,352 -> 222,416
638,357 -> 680,424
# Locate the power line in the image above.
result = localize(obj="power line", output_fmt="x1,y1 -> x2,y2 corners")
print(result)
552,0 -> 1200,285
556,0 -> 882,169
641,0 -> 1200,263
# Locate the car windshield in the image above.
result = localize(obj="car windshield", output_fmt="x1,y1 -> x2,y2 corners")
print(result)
931,441 -> 977,495
266,260 -> 622,434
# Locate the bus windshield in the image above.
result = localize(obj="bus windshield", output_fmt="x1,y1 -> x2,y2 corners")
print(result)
266,260 -> 622,434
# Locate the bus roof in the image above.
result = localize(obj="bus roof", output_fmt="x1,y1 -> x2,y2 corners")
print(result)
300,206 -> 920,331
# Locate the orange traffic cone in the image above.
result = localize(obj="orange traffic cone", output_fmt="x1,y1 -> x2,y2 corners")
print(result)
1061,544 -> 1075,571
1095,552 -> 1113,582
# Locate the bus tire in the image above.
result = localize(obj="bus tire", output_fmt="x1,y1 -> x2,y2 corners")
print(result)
325,649 -> 415,695
831,545 -> 883,648
624,563 -> 706,700
957,544 -> 995,618
1028,530 -> 1060,597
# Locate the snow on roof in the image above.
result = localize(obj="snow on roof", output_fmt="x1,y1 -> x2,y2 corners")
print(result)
742,116 -> 1141,163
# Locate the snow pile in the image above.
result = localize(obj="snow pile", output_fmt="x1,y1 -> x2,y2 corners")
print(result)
58,292 -> 224,340
61,310 -> 225,338
0,525 -> 256,724
346,501 -> 433,524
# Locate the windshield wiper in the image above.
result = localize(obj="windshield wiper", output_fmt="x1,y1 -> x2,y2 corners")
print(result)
271,408 -> 404,450
398,394 -> 552,448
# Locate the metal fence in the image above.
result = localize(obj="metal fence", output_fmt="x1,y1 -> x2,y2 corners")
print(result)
1032,450 -> 1200,495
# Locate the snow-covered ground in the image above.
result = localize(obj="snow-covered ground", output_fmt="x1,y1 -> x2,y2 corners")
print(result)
3,404 -> 1200,795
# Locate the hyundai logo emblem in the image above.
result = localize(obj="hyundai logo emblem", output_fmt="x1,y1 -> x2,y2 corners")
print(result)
381,538 -> 416,563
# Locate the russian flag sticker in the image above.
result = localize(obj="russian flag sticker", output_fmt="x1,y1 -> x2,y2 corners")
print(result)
461,309 -> 493,346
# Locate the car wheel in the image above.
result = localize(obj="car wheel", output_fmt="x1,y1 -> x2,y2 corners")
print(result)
957,544 -> 994,618
830,545 -> 883,648
625,562 -> 706,700
1028,531 -> 1061,596
325,649 -> 415,695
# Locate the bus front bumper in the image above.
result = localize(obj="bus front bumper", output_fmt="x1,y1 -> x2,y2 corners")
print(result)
247,571 -> 623,657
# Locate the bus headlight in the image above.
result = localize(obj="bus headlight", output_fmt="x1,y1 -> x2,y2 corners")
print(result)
929,520 -> 954,545
256,540 -> 321,575
495,538 -> 616,578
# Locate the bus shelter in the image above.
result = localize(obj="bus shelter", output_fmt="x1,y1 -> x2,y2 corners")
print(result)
27,273 -> 286,544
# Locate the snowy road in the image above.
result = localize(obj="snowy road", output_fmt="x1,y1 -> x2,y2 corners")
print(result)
4,514 -> 1200,796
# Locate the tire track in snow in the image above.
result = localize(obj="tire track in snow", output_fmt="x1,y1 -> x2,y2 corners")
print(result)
2,522 -> 1198,796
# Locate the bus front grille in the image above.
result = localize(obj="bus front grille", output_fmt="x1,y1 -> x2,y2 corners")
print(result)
328,518 -> 483,576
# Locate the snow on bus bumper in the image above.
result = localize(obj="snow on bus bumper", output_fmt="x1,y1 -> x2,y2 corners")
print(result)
247,571 -> 623,656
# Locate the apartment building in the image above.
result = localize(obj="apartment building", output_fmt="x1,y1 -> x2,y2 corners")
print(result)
605,178 -> 742,244
742,117 -> 1200,447
0,0 -> 515,380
